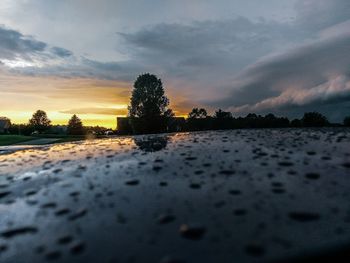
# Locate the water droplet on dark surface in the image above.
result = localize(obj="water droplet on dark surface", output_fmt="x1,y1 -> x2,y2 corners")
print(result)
179,224 -> 206,240
160,256 -> 187,263
0,191 -> 11,199
45,251 -> 62,261
245,243 -> 265,257
125,179 -> 140,186
70,241 -> 85,255
1,227 -> 38,238
55,208 -> 71,216
278,162 -> 294,167
343,163 -> 350,168
41,202 -> 57,209
305,173 -> 320,180
68,208 -> 87,221
289,212 -> 320,222
157,214 -> 176,224
57,235 -> 73,245
233,209 -> 247,216
189,183 -> 201,189
219,170 -> 235,176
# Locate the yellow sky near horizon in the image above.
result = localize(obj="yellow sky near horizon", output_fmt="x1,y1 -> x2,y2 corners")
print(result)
0,74 -> 191,129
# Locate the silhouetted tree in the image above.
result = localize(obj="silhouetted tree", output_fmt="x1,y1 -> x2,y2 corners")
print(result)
187,108 -> 211,131
344,116 -> 350,127
245,113 -> 259,128
0,117 -> 11,134
302,112 -> 329,127
9,124 -> 34,136
214,109 -> 232,119
128,73 -> 172,134
290,119 -> 302,128
263,114 -> 290,128
188,108 -> 207,119
29,110 -> 51,133
213,109 -> 233,130
67,115 -> 84,135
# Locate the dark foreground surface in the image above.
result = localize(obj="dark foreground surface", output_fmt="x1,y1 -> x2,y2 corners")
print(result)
0,129 -> 350,263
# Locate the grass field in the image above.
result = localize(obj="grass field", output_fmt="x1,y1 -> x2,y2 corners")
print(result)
0,135 -> 35,146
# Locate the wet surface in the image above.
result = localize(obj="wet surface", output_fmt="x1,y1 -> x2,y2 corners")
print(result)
0,128 -> 350,262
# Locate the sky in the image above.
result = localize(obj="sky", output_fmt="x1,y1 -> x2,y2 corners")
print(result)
0,0 -> 350,128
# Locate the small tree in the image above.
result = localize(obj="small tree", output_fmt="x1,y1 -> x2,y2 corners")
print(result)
128,73 -> 172,134
188,108 -> 207,119
29,110 -> 51,133
0,117 -> 11,133
344,116 -> 350,127
302,112 -> 329,127
67,115 -> 84,135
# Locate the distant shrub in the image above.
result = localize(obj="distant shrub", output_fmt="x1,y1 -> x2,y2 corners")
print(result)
344,117 -> 350,127
29,110 -> 51,133
301,112 -> 329,127
67,115 -> 84,135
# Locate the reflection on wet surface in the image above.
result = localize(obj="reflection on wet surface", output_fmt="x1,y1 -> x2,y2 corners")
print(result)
134,136 -> 169,152
0,128 -> 350,262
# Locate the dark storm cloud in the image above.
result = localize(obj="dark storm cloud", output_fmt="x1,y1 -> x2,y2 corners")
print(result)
213,45 -> 350,122
0,25 -> 138,81
1,0 -> 350,121
50,47 -> 73,58
118,17 -> 301,99
119,18 -> 296,70
0,25 -> 75,63
215,31 -> 350,108
0,26 -> 46,60
295,0 -> 350,31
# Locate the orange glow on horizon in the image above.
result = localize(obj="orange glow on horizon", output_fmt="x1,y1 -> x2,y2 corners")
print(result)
0,74 -> 192,129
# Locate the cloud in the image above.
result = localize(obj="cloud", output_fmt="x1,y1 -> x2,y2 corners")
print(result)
50,47 -> 73,58
212,27 -> 350,119
0,25 -> 76,69
0,26 -> 46,60
1,0 -> 350,122
230,76 -> 350,113
295,0 -> 350,31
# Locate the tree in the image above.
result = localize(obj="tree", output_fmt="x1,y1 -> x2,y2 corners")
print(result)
302,112 -> 329,127
128,73 -> 172,134
213,109 -> 233,130
290,119 -> 302,127
29,110 -> 51,133
344,116 -> 350,127
67,115 -> 84,135
187,108 -> 210,131
214,109 -> 232,119
188,108 -> 207,119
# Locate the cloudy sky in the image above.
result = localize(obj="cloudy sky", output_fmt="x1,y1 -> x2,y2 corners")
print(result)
0,0 -> 349,127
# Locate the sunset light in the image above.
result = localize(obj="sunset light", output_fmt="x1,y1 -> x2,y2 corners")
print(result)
1,1 -> 350,263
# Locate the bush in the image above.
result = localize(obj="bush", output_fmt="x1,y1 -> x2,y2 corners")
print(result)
344,117 -> 350,127
301,112 -> 329,127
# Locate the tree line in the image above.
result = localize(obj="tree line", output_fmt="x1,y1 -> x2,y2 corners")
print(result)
125,73 -> 350,134
7,111 -> 110,136
3,73 -> 350,136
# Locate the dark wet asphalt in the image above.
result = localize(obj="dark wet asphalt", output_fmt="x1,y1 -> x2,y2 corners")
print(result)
0,128 -> 350,263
